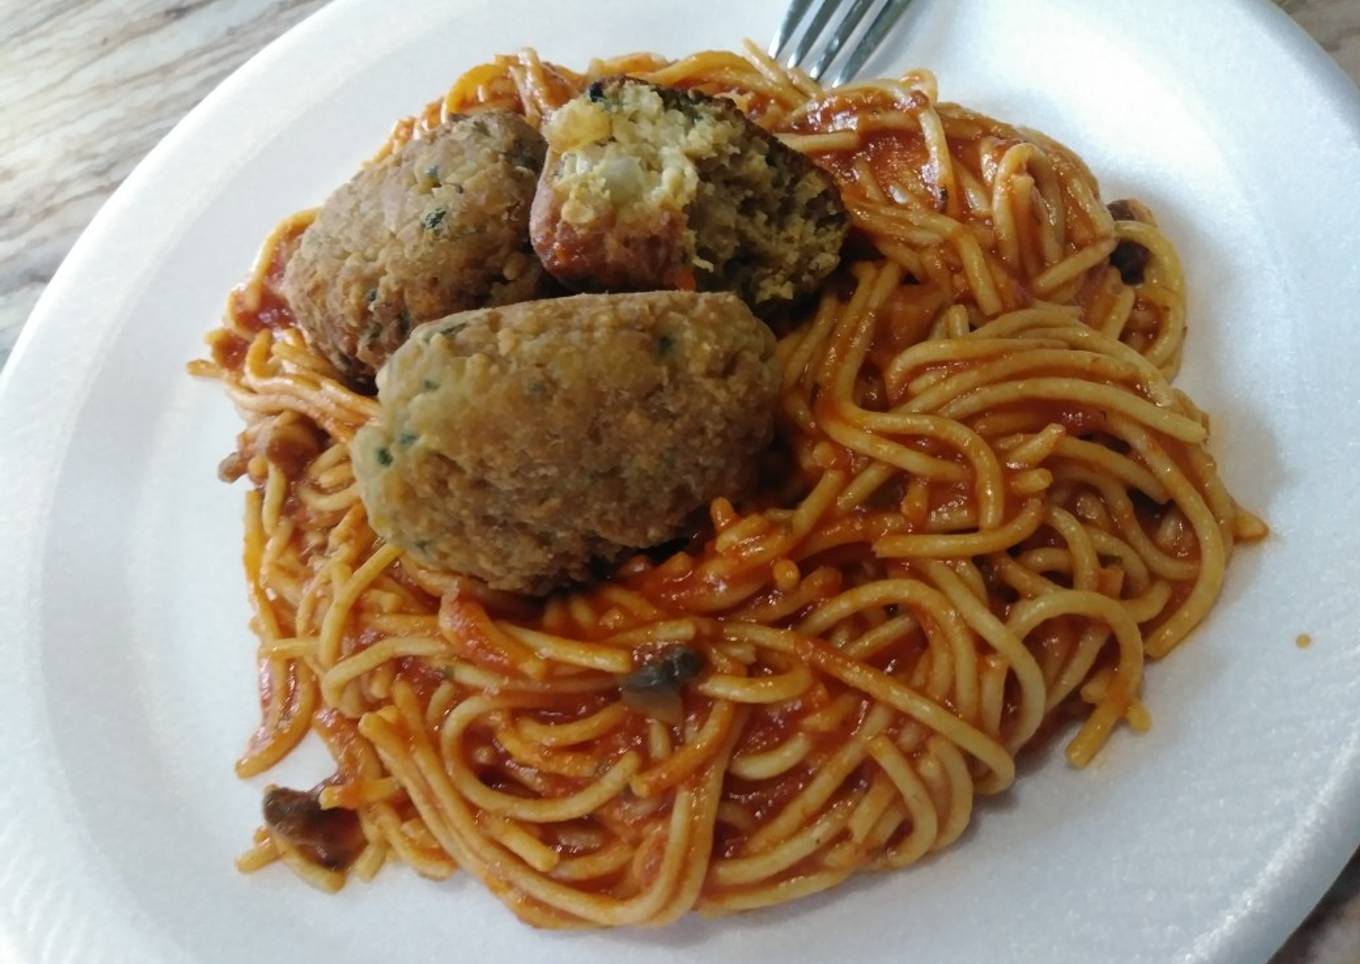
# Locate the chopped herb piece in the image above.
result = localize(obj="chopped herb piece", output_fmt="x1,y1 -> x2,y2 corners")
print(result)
421,207 -> 447,231
375,447 -> 392,466
656,334 -> 675,357
398,432 -> 418,447
422,378 -> 439,391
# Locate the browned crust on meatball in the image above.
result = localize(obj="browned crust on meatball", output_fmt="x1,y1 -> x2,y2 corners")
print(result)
352,290 -> 780,594
530,191 -> 688,292
282,111 -> 548,388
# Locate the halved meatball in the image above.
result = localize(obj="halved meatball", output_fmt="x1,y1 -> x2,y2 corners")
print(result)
283,111 -> 548,388
531,77 -> 848,308
352,291 -> 780,594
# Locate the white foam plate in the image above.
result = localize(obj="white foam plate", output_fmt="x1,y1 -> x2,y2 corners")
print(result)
3,1 -> 1359,961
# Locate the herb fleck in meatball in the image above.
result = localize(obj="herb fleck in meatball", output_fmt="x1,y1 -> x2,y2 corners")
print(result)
352,291 -> 780,594
283,111 -> 548,388
531,77 -> 848,308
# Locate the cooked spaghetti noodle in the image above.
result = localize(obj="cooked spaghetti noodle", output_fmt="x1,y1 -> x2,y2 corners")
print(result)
190,45 -> 1265,926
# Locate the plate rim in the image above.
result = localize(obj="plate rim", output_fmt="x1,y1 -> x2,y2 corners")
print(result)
3,1 -> 1360,961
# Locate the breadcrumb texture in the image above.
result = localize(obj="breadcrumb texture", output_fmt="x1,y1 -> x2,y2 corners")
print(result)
283,111 -> 548,387
353,290 -> 780,594
531,77 -> 847,308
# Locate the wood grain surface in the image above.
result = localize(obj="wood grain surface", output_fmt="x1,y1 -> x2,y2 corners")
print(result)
0,0 -> 327,363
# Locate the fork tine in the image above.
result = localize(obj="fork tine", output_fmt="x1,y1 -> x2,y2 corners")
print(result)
769,0 -> 816,59
828,0 -> 914,87
808,0 -> 877,81
787,0 -> 841,70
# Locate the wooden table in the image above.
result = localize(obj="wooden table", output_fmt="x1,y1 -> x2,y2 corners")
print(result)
1,1 -> 1358,960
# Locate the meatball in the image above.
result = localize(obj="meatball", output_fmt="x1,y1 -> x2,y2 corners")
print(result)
352,291 -> 780,594
282,111 -> 548,388
530,77 -> 848,308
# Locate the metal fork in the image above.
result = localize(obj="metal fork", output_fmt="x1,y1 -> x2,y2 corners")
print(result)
769,0 -> 916,87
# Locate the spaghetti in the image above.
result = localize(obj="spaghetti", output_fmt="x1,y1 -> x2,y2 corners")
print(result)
190,45 -> 1265,926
